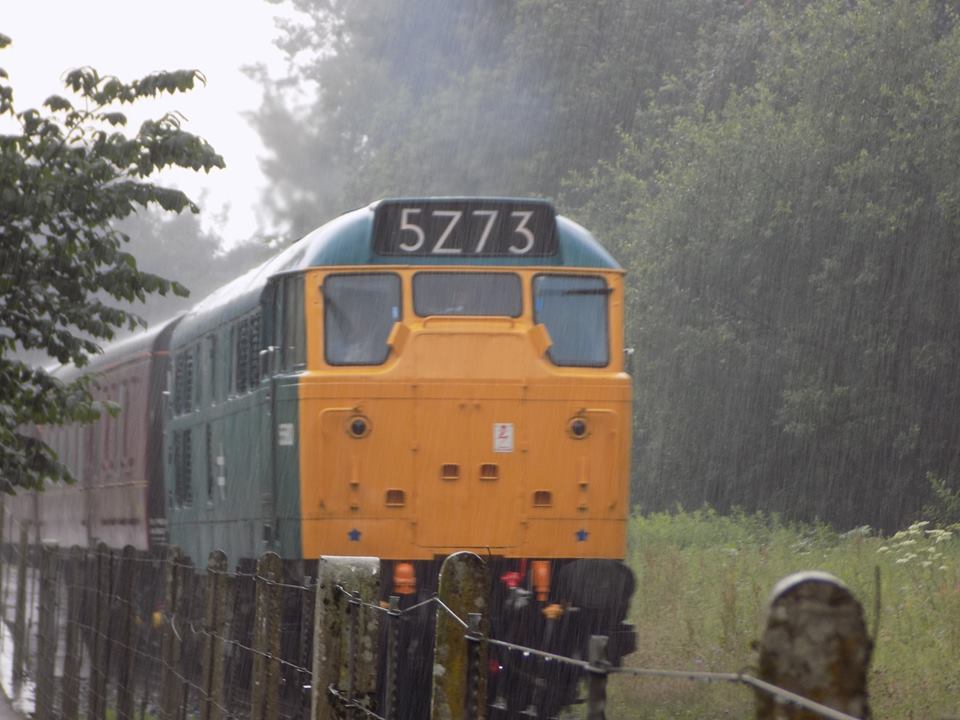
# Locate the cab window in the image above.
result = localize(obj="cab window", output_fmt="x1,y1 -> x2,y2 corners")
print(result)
413,272 -> 521,317
323,273 -> 401,365
533,275 -> 610,367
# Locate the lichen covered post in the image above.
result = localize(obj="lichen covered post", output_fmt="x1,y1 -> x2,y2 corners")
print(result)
430,552 -> 490,720
757,571 -> 871,719
200,549 -> 229,720
312,556 -> 380,720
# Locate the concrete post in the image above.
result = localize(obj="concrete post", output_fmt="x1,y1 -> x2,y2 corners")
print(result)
250,551 -> 283,720
311,556 -> 380,720
430,552 -> 490,720
756,571 -> 872,720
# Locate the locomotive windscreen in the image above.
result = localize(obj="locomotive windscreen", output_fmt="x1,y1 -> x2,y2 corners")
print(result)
372,199 -> 557,257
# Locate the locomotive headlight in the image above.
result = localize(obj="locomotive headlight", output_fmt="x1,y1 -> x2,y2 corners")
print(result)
347,415 -> 371,438
568,417 -> 589,439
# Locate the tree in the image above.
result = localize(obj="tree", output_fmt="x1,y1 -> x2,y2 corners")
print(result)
252,0 -> 741,235
0,33 -> 224,492
571,0 -> 960,529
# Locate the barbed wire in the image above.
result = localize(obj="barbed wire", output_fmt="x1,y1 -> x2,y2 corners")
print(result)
1,520 -> 866,720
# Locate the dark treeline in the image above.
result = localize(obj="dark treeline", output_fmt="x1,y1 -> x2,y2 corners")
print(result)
252,0 -> 960,530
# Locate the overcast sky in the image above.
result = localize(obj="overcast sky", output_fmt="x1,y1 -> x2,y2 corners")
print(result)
3,1 -> 299,246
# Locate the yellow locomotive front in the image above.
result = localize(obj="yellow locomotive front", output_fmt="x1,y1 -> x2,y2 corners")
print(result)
290,200 -> 636,716
294,200 -> 631,565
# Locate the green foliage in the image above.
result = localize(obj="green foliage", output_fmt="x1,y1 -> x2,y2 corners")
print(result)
570,0 -> 960,529
258,0 -> 960,529
923,473 -> 960,527
0,37 -> 224,492
617,509 -> 960,718
253,0 -> 742,235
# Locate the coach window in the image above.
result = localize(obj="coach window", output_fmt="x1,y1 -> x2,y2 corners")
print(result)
533,275 -> 610,367
323,273 -> 401,365
413,272 -> 522,317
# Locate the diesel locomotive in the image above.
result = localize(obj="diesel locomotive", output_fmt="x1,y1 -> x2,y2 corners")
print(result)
19,198 -> 636,716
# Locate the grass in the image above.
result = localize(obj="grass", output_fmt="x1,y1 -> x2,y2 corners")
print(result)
604,508 -> 960,718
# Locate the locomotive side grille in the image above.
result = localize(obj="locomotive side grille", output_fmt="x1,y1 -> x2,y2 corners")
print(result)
174,429 -> 193,507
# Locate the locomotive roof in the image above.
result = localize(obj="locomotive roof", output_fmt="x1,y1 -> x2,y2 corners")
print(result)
172,198 -> 621,344
297,198 -> 621,269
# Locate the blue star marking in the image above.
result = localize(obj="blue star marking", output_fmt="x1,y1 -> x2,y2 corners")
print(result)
575,528 -> 589,542
348,528 -> 361,542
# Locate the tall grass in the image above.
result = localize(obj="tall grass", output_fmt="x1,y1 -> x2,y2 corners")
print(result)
605,508 -> 959,718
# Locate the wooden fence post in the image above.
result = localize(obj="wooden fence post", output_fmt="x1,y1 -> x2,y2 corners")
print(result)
159,546 -> 186,720
298,574 -> 316,720
586,635 -> 610,720
60,546 -> 84,720
430,552 -> 490,720
756,571 -> 871,720
250,551 -> 283,720
114,546 -> 138,720
0,495 -> 5,622
88,543 -> 114,720
382,595 -> 401,720
12,524 -> 29,693
35,542 -> 60,720
311,556 -> 380,720
200,550 -> 229,720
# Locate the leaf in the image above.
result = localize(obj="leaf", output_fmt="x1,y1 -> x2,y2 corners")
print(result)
0,45 -> 222,494
43,94 -> 73,112
101,112 -> 127,126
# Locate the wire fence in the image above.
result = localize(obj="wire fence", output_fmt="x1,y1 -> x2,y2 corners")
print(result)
0,503 -> 872,720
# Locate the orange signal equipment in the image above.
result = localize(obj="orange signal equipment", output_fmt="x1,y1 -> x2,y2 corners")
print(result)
531,560 -> 551,601
393,561 -> 417,595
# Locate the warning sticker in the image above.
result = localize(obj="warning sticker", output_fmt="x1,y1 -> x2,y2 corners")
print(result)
493,423 -> 514,453
278,423 -> 295,447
